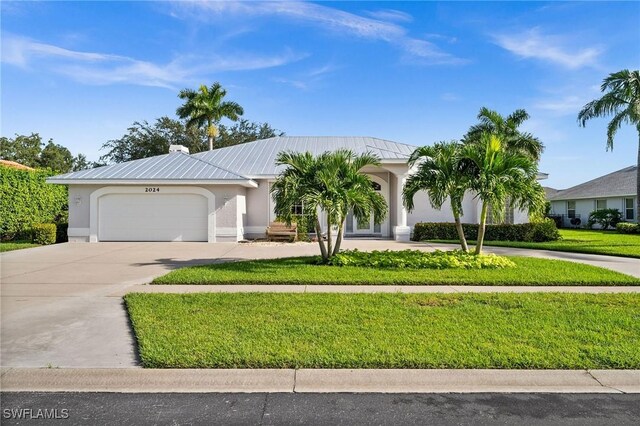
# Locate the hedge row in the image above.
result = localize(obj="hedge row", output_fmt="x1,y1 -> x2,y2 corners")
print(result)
412,219 -> 560,242
0,166 -> 68,240
616,222 -> 640,234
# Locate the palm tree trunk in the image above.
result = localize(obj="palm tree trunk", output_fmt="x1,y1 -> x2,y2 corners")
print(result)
315,218 -> 328,262
453,213 -> 468,252
332,219 -> 345,257
475,202 -> 489,255
636,128 -> 639,224
326,221 -> 333,260
208,119 -> 213,151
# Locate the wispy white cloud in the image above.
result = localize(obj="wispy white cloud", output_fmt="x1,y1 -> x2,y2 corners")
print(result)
170,1 -> 465,65
533,95 -> 587,114
275,62 -> 340,91
441,93 -> 460,102
365,9 -> 413,23
492,28 -> 603,69
2,33 -> 305,89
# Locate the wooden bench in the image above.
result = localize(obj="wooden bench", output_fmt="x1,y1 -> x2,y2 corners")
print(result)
266,221 -> 298,242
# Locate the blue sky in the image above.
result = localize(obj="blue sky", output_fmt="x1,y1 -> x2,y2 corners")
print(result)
2,1 -> 639,189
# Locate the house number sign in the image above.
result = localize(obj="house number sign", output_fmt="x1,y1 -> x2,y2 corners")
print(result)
145,187 -> 161,192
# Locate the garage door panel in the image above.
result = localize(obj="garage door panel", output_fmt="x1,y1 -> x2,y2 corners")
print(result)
98,193 -> 208,242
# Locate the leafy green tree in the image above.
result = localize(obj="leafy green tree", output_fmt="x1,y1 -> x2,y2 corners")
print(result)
463,107 -> 544,161
271,150 -> 387,262
177,83 -> 244,151
0,133 -> 43,168
461,133 -> 546,254
40,141 -> 74,173
72,154 -> 90,171
100,117 -> 207,163
99,116 -> 282,164
578,69 -> 640,219
217,119 -> 284,148
403,141 -> 470,252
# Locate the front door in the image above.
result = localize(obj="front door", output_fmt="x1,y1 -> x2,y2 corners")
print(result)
351,180 -> 382,234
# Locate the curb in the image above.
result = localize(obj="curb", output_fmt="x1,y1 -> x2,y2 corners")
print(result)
1,368 -> 638,394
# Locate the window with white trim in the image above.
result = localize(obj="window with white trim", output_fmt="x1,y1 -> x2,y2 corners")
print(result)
567,201 -> 576,218
625,198 -> 635,220
595,199 -> 607,211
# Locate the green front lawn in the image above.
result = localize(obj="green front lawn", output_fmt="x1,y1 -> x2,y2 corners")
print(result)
125,292 -> 640,369
152,255 -> 639,286
0,240 -> 40,252
428,229 -> 640,258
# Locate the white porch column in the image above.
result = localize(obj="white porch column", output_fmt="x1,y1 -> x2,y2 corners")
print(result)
393,173 -> 411,241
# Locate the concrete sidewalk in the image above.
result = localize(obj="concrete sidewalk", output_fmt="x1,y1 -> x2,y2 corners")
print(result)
1,368 -> 638,394
121,284 -> 640,295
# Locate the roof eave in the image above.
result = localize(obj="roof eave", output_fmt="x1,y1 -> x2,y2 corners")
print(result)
46,178 -> 258,188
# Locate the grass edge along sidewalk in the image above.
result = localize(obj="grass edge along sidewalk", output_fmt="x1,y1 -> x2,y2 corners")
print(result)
425,229 -> 640,259
151,256 -> 640,286
125,292 -> 640,369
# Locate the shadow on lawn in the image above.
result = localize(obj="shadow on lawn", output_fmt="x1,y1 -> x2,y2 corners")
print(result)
133,256 -> 315,272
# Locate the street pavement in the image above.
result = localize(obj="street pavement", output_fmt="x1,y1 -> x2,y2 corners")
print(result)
2,392 -> 639,425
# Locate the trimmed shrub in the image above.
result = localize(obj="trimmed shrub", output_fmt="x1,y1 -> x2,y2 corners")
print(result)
32,223 -> 57,245
587,208 -> 622,230
328,249 -> 515,269
616,222 -> 640,234
412,219 -> 560,242
0,166 -> 68,240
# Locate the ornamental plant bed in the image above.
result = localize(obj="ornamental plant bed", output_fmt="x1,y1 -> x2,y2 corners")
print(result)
125,292 -> 640,369
152,255 -> 639,286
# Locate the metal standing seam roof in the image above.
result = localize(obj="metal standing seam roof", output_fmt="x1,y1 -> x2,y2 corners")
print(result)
548,166 -> 637,201
47,151 -> 252,182
193,136 -> 417,176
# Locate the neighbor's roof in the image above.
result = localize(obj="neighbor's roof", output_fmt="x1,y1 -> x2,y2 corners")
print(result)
194,136 -> 416,176
47,151 -> 256,186
548,166 -> 637,201
0,159 -> 35,171
543,186 -> 560,199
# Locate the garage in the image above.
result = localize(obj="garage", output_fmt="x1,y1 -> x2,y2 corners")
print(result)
98,193 -> 209,242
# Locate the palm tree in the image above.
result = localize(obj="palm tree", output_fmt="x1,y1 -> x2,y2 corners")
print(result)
461,133 -> 546,254
578,69 -> 640,219
271,149 -> 387,262
403,141 -> 470,251
176,83 -> 244,151
464,107 -> 544,161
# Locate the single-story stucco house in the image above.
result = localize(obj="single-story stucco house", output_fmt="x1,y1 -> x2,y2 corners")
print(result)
548,165 -> 638,227
48,136 -> 540,243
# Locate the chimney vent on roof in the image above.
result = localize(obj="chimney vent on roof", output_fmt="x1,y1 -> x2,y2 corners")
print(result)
169,145 -> 189,154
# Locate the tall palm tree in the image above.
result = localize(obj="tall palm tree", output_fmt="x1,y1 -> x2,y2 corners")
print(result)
578,69 -> 640,219
403,141 -> 470,252
176,83 -> 244,151
464,107 -> 544,161
271,149 -> 387,262
461,133 -> 546,254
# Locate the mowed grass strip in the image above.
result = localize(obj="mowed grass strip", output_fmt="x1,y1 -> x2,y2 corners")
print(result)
125,292 -> 640,369
428,229 -> 640,258
152,256 -> 639,286
0,240 -> 40,252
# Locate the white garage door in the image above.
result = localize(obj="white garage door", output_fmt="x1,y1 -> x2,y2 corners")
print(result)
98,193 -> 208,242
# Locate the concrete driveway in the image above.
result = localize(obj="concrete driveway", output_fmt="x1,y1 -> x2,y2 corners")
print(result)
1,240 -> 638,368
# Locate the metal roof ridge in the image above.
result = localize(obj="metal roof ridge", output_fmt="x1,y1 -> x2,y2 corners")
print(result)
181,151 -> 252,181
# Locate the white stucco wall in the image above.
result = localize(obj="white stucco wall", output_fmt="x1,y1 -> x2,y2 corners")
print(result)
407,191 -> 479,226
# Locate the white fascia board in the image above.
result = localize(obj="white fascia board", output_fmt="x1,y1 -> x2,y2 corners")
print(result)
46,179 -> 258,188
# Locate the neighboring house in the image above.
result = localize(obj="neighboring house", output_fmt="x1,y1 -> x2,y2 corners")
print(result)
48,136 -> 541,243
548,166 -> 637,227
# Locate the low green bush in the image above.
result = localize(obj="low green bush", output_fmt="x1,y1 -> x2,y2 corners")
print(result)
412,219 -> 559,242
32,223 -> 56,245
587,208 -> 622,230
328,249 -> 515,269
616,222 -> 640,234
